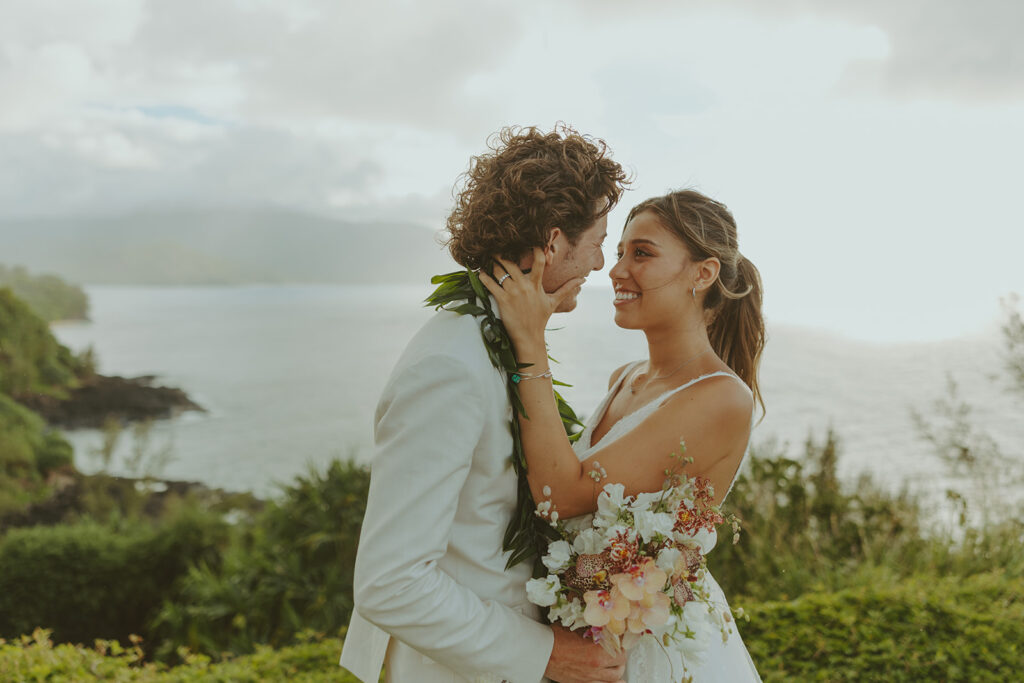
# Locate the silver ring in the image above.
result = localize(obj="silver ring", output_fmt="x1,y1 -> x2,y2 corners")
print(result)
497,273 -> 510,285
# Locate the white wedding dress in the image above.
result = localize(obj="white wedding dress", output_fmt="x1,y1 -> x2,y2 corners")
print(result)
570,362 -> 762,683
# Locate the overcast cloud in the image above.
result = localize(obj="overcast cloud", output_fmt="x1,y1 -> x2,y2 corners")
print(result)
2,0 -> 1021,341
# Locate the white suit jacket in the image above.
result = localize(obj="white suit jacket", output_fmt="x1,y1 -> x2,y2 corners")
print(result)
340,305 -> 554,682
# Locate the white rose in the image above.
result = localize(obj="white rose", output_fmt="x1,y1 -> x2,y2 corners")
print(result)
542,540 -> 572,572
562,513 -> 594,535
690,528 -> 718,554
573,528 -> 606,555
629,490 -> 664,513
634,510 -> 675,543
549,597 -> 587,630
673,602 -> 713,664
656,546 -> 682,574
595,483 -> 627,527
525,575 -> 561,607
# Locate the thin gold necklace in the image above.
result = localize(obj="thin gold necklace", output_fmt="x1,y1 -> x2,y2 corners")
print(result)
630,348 -> 713,395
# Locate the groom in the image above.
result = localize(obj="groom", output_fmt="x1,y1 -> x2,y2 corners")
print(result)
340,125 -> 630,683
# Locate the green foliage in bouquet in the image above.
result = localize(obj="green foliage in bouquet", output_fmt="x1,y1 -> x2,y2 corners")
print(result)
150,460 -> 371,660
0,265 -> 89,324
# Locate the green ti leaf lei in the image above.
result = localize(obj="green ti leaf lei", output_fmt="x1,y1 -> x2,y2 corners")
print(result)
425,269 -> 584,572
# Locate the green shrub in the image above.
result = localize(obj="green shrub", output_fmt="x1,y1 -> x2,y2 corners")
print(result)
0,505 -> 229,645
744,572 -> 1024,681
709,430 -> 1023,603
3,574 -> 1020,682
34,429 -> 74,474
152,460 -> 370,659
0,394 -> 73,517
0,288 -> 81,399
0,628 -> 364,682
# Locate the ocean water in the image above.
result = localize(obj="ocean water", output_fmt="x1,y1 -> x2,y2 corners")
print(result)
51,285 -> 1023,505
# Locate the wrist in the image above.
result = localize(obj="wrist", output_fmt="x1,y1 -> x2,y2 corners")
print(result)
512,336 -> 546,361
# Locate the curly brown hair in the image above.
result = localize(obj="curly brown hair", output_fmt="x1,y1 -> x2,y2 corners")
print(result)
445,124 -> 630,269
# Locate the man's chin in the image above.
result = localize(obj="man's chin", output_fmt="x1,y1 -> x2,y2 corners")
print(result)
554,296 -> 579,313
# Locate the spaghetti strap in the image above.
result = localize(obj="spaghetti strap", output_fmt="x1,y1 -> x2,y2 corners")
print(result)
655,370 -> 749,408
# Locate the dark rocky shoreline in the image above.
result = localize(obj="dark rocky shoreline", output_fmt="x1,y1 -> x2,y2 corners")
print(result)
19,374 -> 205,429
0,466 -> 262,531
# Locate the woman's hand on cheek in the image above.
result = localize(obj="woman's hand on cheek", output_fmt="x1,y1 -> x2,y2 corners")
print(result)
479,247 -> 584,348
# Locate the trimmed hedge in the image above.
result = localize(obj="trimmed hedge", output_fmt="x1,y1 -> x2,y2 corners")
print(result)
1,574 -> 1020,681
0,629 -> 363,682
0,507 -> 228,645
742,572 -> 1024,681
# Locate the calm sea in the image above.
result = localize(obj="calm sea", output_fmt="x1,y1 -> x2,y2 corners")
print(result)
51,285 -> 1023,505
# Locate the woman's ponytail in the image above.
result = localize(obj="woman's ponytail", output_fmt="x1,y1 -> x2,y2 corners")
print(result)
708,255 -> 765,417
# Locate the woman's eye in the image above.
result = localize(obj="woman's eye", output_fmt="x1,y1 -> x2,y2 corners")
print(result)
635,249 -> 650,257
616,252 -> 624,260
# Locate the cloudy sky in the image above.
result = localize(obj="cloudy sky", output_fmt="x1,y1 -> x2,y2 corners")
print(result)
2,0 -> 1022,342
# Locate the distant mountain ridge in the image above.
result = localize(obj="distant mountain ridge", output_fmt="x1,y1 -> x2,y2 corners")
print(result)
1,208 -> 454,285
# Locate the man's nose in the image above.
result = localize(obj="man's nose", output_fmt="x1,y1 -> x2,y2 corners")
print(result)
593,249 -> 605,272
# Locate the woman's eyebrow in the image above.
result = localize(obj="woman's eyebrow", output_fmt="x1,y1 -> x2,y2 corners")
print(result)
617,238 -> 661,249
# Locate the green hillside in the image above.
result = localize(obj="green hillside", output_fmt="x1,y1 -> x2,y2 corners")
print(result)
0,288 -> 83,401
0,266 -> 88,323
1,208 -> 453,285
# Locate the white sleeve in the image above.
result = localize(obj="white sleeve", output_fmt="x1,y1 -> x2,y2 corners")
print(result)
352,354 -> 554,682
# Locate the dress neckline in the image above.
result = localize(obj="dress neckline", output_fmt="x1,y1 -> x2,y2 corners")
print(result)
586,361 -> 745,449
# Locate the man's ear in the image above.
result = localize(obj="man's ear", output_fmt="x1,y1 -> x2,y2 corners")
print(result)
545,227 -> 563,256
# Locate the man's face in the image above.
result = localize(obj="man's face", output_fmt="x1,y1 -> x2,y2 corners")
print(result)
542,213 -> 608,312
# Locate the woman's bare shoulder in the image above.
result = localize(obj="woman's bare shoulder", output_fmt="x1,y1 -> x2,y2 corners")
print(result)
664,372 -> 753,428
607,362 -> 635,390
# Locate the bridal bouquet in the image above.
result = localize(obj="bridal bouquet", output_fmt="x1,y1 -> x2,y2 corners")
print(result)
525,450 -> 741,661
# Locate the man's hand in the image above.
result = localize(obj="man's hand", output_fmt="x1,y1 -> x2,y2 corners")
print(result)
544,624 -> 627,683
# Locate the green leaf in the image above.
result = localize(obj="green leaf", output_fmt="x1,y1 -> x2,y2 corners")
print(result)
425,267 -> 581,570
467,270 -> 489,302
449,303 -> 487,317
430,271 -> 464,285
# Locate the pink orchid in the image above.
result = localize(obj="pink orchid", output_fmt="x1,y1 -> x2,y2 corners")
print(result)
609,558 -> 668,602
625,590 -> 672,633
582,587 -> 631,635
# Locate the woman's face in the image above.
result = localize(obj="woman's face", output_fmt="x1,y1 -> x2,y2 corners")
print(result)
609,210 -> 694,330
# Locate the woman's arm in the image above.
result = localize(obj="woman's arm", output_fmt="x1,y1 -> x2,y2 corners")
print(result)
481,251 -> 752,517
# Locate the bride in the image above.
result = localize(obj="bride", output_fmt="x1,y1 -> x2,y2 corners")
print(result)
481,189 -> 764,682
